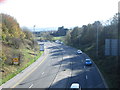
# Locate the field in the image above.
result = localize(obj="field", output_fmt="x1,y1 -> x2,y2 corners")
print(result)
52,36 -> 65,41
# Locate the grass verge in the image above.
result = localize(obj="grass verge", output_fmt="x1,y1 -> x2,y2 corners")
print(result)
53,36 -> 65,41
82,45 -> 119,88
0,51 -> 43,85
70,43 -> 119,88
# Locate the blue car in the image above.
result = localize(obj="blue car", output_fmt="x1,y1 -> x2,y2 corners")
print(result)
85,59 -> 92,66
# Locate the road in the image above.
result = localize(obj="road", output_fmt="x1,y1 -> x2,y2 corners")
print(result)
1,42 -> 107,89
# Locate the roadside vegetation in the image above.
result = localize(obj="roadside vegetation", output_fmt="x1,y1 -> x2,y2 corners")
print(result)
0,13 -> 43,85
35,26 -> 68,42
36,31 -> 65,42
64,13 -> 120,88
52,36 -> 65,42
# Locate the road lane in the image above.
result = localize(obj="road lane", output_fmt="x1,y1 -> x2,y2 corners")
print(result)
1,42 -> 107,89
64,49 -> 87,88
15,42 -> 64,88
85,66 -> 106,88
51,43 -> 107,88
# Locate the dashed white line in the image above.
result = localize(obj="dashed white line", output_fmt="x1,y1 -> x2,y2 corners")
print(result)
86,75 -> 88,79
29,84 -> 33,88
42,72 -> 44,75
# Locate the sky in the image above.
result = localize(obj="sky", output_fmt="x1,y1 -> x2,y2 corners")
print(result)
0,0 -> 119,30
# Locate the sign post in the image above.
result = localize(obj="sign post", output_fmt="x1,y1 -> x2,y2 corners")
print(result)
13,57 -> 19,65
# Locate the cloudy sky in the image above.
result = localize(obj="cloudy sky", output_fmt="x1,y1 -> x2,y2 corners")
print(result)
0,0 -> 119,29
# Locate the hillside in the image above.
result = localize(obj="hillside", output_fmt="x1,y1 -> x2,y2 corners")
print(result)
0,13 -> 41,85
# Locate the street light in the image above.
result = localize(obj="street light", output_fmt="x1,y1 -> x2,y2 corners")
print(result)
33,25 -> 36,61
96,23 -> 98,57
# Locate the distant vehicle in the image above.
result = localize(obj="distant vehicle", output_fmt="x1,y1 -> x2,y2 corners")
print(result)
40,44 -> 44,51
44,40 -> 48,42
55,40 -> 60,43
60,42 -> 63,44
70,83 -> 81,90
42,40 -> 45,42
77,50 -> 82,54
85,59 -> 92,66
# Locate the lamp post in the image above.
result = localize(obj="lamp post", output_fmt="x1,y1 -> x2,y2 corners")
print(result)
33,25 -> 36,61
96,23 -> 98,57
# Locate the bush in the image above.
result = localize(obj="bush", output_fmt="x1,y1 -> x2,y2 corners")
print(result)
22,28 -> 33,40
4,49 -> 23,65
11,38 -> 22,49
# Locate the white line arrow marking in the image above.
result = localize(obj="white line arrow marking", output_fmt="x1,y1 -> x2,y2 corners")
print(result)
29,84 -> 33,88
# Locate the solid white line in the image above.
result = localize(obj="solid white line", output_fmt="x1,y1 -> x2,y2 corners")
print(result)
29,84 -> 33,88
86,75 -> 88,79
11,54 -> 48,88
42,72 -> 44,75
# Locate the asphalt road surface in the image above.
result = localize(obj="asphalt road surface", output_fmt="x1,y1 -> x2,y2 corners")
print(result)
2,42 -> 107,89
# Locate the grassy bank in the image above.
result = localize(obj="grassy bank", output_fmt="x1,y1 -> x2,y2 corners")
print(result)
0,50 -> 43,85
52,36 -> 65,41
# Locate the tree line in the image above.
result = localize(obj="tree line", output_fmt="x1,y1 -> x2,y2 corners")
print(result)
64,13 -> 120,88
0,13 -> 39,65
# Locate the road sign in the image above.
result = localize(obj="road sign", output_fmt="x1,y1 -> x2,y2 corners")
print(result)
13,58 -> 19,65
105,39 -> 120,56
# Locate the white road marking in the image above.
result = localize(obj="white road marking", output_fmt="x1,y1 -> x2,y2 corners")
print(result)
84,66 -> 85,69
42,72 -> 44,75
29,84 -> 33,88
86,75 -> 88,79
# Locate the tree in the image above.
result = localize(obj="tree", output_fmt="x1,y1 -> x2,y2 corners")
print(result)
70,27 -> 80,46
65,30 -> 72,45
22,27 -> 33,40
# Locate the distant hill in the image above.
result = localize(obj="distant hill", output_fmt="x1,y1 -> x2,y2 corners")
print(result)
27,27 -> 58,32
